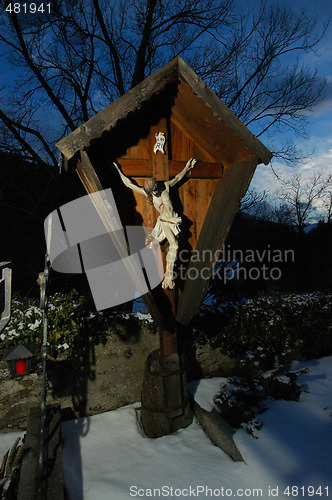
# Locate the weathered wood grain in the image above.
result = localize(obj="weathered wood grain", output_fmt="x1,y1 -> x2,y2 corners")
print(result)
170,118 -> 193,161
181,178 -> 197,250
116,159 -> 153,177
195,178 -> 216,239
172,83 -> 248,165
118,158 -> 223,178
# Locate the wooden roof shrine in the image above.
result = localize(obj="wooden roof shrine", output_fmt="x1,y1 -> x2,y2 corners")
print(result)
57,56 -> 272,328
57,57 -> 272,437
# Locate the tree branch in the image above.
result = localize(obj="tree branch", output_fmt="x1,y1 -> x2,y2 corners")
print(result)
92,0 -> 125,95
0,107 -> 52,167
5,0 -> 76,130
131,0 -> 158,88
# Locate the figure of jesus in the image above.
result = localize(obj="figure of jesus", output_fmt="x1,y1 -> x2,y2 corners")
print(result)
113,158 -> 196,289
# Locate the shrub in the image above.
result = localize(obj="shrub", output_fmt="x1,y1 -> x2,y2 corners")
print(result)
217,292 -> 332,364
214,366 -> 308,435
193,292 -> 332,371
0,290 -> 107,358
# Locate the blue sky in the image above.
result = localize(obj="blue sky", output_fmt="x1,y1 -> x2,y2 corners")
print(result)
249,0 -> 332,193
0,0 -> 330,195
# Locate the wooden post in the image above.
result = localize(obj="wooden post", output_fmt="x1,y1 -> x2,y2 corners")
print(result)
150,134 -> 186,420
158,288 -> 183,419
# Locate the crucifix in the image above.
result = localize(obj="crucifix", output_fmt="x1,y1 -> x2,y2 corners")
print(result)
113,142 -> 197,427
113,158 -> 196,289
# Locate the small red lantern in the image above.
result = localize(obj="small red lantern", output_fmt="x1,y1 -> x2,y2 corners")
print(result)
15,359 -> 28,374
2,344 -> 38,378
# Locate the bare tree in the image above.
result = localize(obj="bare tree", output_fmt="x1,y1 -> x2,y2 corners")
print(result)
240,188 -> 268,215
274,172 -> 332,231
0,0 -> 329,168
240,189 -> 295,224
191,3 -> 328,162
269,199 -> 296,226
321,186 -> 332,224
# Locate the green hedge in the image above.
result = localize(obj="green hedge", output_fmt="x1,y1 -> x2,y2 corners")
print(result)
215,292 -> 332,363
0,290 -> 107,358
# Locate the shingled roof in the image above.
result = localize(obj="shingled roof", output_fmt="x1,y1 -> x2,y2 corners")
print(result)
56,57 -> 272,166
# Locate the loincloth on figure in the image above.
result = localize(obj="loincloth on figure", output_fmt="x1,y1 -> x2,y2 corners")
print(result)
151,214 -> 182,242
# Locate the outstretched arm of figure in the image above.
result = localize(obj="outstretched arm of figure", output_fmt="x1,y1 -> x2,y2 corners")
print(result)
113,163 -> 146,195
166,158 -> 197,188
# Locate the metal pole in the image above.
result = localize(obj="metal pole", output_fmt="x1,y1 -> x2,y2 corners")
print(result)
36,216 -> 52,497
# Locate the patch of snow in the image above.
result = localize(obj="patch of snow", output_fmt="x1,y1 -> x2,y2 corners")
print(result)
28,319 -> 41,330
1,357 -> 332,500
134,312 -> 153,323
60,356 -> 332,499
188,377 -> 227,411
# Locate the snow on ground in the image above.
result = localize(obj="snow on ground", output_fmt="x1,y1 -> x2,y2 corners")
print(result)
59,356 -> 332,500
1,356 -> 331,499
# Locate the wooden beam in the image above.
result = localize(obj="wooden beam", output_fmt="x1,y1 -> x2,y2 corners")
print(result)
170,161 -> 223,179
76,151 -> 104,192
176,156 -> 258,326
115,159 -> 153,177
176,59 -> 273,165
118,158 -> 223,179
